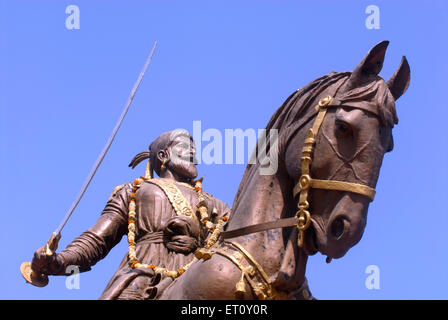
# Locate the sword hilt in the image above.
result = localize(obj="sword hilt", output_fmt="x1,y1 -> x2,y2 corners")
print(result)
20,232 -> 61,287
45,232 -> 61,256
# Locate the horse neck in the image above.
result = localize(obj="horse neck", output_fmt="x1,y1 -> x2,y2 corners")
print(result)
228,164 -> 308,292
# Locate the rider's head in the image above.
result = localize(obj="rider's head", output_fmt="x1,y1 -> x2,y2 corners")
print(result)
149,130 -> 198,180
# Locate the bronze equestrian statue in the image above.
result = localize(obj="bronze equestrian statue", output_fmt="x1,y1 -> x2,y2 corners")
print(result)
26,41 -> 410,300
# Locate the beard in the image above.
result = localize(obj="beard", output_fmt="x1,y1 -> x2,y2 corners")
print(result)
169,156 -> 198,180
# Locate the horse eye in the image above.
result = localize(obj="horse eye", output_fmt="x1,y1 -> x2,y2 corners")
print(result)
335,119 -> 353,138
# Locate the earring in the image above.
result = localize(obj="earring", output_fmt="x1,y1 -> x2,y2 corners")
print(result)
161,159 -> 166,171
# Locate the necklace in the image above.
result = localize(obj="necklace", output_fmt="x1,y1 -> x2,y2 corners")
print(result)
127,177 -> 228,278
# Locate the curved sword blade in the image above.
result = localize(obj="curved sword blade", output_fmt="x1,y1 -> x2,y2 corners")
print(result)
54,41 -> 158,236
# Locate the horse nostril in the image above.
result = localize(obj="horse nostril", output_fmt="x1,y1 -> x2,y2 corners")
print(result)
330,217 -> 346,240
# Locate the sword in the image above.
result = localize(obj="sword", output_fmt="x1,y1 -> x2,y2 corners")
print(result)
20,41 -> 158,287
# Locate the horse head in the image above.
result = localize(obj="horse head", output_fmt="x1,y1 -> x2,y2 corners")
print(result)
283,41 -> 410,260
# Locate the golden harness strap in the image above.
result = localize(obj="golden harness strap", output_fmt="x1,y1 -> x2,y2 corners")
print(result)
293,95 -> 375,246
195,241 -> 314,300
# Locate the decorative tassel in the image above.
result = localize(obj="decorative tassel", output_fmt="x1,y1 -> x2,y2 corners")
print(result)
235,272 -> 246,295
195,178 -> 214,229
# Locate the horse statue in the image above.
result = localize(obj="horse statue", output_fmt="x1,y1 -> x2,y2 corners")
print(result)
159,41 -> 410,300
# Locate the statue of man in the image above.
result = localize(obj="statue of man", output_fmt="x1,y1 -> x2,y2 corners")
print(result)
30,130 -> 231,299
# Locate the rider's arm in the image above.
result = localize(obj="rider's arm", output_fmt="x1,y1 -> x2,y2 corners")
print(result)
31,184 -> 130,275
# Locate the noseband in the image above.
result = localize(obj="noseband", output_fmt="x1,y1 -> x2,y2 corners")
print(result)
221,95 -> 376,248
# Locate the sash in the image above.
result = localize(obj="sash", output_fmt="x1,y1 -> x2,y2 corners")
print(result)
146,178 -> 199,224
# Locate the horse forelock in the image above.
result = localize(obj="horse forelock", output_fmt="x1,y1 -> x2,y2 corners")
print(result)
338,77 -> 398,128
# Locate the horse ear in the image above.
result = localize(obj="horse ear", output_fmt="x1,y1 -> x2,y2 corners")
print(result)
344,41 -> 389,91
386,56 -> 410,101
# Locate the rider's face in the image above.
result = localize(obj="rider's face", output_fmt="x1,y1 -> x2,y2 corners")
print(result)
168,134 -> 198,179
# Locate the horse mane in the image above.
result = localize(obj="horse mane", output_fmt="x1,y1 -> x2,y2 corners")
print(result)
232,71 -> 398,212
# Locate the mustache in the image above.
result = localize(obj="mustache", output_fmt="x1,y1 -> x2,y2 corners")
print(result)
172,153 -> 198,164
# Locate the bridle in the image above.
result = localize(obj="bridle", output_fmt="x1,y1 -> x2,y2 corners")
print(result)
216,95 -> 378,300
221,95 -> 376,248
292,95 -> 376,247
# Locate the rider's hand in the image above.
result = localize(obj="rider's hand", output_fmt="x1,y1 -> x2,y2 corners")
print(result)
31,246 -> 62,275
163,216 -> 200,254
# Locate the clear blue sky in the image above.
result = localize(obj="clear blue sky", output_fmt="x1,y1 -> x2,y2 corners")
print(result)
1,0 -> 447,299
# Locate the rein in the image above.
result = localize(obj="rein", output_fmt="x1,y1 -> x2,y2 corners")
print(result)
221,96 -> 376,248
